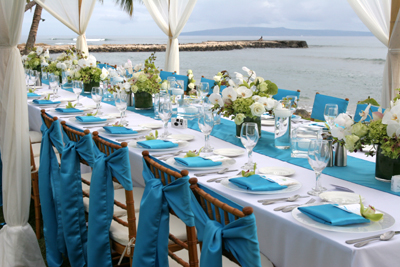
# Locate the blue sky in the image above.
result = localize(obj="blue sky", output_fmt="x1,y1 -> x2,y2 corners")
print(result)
21,0 -> 369,37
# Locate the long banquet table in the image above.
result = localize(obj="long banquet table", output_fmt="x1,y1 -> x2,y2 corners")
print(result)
28,85 -> 400,267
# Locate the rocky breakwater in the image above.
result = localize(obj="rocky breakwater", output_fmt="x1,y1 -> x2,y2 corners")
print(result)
18,40 -> 308,54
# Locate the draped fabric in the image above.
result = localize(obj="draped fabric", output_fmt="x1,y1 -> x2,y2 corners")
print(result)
0,0 -> 45,266
347,0 -> 400,108
143,0 -> 198,73
38,118 -> 66,267
87,146 -> 132,267
190,186 -> 261,267
60,131 -> 94,267
0,150 -> 2,207
34,0 -> 97,55
132,157 -> 195,267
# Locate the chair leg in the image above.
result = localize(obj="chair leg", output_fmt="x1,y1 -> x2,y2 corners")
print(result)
32,172 -> 41,239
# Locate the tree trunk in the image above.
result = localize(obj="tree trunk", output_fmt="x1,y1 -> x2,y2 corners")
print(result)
23,4 -> 43,55
25,1 -> 37,12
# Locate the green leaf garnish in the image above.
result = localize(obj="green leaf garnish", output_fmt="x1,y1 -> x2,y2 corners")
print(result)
359,195 -> 383,222
241,163 -> 257,177
86,110 -> 98,117
145,130 -> 158,140
184,147 -> 203,158
28,88 -> 36,93
46,94 -> 51,100
65,101 -> 77,109
112,121 -> 124,127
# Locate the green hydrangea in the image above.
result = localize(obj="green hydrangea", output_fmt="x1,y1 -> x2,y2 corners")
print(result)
367,120 -> 387,144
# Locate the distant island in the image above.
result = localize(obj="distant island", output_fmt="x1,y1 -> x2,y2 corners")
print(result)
181,27 -> 373,37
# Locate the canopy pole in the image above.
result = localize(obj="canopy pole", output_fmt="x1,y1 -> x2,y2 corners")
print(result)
390,0 -> 400,40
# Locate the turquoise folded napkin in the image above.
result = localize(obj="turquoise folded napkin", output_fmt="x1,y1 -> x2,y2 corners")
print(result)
55,108 -> 83,113
75,116 -> 107,123
174,157 -> 222,167
298,204 -> 370,226
27,92 -> 40,97
42,79 -> 49,85
137,139 -> 179,149
32,99 -> 61,105
229,175 -> 288,191
103,126 -> 137,134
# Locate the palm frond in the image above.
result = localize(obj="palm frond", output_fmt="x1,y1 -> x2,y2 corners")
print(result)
98,0 -> 143,17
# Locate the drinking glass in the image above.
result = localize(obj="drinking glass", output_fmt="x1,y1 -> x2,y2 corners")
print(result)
158,94 -> 172,139
102,80 -> 113,102
324,104 -> 338,128
240,122 -> 259,170
48,73 -> 59,99
198,105 -> 214,153
29,70 -> 37,90
73,81 -> 83,106
114,92 -> 128,125
167,76 -> 176,92
35,71 -> 41,87
199,82 -> 209,102
91,87 -> 103,115
62,71 -> 69,86
286,95 -> 298,114
25,69 -> 30,85
307,140 -> 330,196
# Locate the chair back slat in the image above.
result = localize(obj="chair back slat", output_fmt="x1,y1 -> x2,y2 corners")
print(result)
41,109 -> 56,129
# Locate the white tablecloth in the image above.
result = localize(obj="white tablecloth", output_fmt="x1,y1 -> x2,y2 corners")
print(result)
28,86 -> 400,267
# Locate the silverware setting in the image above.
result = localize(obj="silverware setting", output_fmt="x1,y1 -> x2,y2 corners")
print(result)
207,171 -> 243,183
330,184 -> 355,193
345,231 -> 400,245
83,123 -> 111,129
153,150 -> 186,160
194,168 -> 239,177
353,231 -> 396,247
115,136 -> 145,142
258,194 -> 309,205
273,198 -> 316,212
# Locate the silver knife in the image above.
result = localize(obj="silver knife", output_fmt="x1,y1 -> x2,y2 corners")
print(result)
345,231 -> 400,244
194,169 -> 238,177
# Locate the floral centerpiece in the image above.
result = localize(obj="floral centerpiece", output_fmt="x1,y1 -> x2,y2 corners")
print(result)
210,66 -> 278,137
69,53 -> 101,93
187,69 -> 197,95
213,70 -> 230,88
22,46 -> 49,74
127,52 -> 161,110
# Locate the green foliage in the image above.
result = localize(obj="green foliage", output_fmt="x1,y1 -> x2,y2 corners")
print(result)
145,130 -> 158,140
358,96 -> 380,106
184,148 -> 203,158
367,120 -> 387,144
129,52 -> 161,95
42,61 -> 62,76
28,88 -> 36,93
70,66 -> 102,84
360,196 -> 383,222
112,121 -> 124,127
86,110 -> 98,117
65,101 -> 76,109
241,163 -> 257,177
45,94 -> 51,100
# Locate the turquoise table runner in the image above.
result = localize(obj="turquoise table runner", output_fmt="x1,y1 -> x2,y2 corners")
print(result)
59,87 -> 399,196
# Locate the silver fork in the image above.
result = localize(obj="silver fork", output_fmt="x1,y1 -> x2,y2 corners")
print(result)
157,151 -> 184,160
274,198 -> 315,212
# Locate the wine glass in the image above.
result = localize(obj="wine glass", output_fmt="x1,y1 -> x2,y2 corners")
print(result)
91,87 -> 103,115
158,93 -> 172,139
324,104 -> 338,128
48,73 -> 59,99
240,122 -> 259,170
199,82 -> 209,102
62,71 -> 69,86
167,76 -> 176,92
114,92 -> 128,125
24,69 -> 30,85
34,71 -> 41,87
198,105 -> 214,153
30,70 -> 37,91
307,140 -> 330,196
73,81 -> 83,106
286,95 -> 298,114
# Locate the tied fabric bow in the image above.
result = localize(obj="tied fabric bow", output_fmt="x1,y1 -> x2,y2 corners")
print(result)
190,186 -> 262,267
132,157 -> 195,267
87,145 -> 133,267
60,132 -> 95,267
38,117 -> 66,266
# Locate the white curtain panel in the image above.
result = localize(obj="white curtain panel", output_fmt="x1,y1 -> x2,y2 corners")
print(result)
144,0 -> 197,73
34,0 -> 96,55
348,0 -> 400,107
0,0 -> 45,266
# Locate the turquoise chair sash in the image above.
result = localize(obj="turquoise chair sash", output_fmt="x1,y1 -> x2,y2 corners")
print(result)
60,131 -> 95,266
87,145 -> 133,267
160,70 -> 174,81
354,104 -> 384,122
272,88 -> 300,100
132,156 -> 195,267
310,94 -> 349,121
191,186 -> 261,267
38,117 -> 66,266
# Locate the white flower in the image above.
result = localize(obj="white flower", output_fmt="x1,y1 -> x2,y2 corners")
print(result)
250,102 -> 265,117
255,77 -> 264,84
161,81 -> 169,90
222,87 -> 238,102
228,79 -> 237,88
188,74 -> 194,80
36,46 -> 43,55
59,63 -> 67,70
209,93 -> 223,106
56,62 -> 62,69
351,122 -> 368,137
132,72 -> 140,79
188,83 -> 195,89
242,66 -> 256,80
187,69 -> 193,74
334,113 -> 354,129
123,82 -> 131,92
87,55 -> 96,67
359,104 -> 371,122
41,61 -> 49,67
234,113 -> 246,125
382,104 -> 400,137
78,58 -> 87,68
131,85 -> 139,93
234,72 -> 244,81
213,75 -> 221,82
344,134 -> 360,152
72,59 -> 78,65
21,55 -> 28,62
213,85 -> 220,94
44,49 -> 50,58
100,73 -> 107,80
252,95 -> 261,102
258,97 -> 276,110
133,63 -> 142,72
101,67 -> 109,77
237,86 -> 252,98
124,59 -> 132,69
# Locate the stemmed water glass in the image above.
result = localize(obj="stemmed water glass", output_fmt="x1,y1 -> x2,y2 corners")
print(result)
29,70 -> 37,91
49,73 -> 59,99
114,92 -> 128,125
91,87 -> 103,115
73,81 -> 83,106
25,69 -> 30,86
199,82 -> 209,102
240,122 -> 259,170
307,139 -> 330,196
158,93 -> 172,139
286,95 -> 298,114
324,104 -> 338,128
167,76 -> 176,92
198,105 -> 214,153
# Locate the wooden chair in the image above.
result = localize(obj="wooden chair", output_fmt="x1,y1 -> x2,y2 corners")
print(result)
188,178 -> 274,267
142,151 -> 199,267
30,140 -> 41,239
272,88 -> 301,101
310,92 -> 349,121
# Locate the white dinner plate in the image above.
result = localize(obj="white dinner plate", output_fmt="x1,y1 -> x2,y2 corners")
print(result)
167,134 -> 195,141
261,120 -> 275,126
259,167 -> 295,176
129,140 -> 188,152
319,191 -> 364,205
30,101 -> 62,107
213,148 -> 245,157
292,204 -> 395,233
261,114 -> 274,120
220,175 -> 302,195
292,115 -> 301,121
139,123 -> 163,129
97,127 -> 150,137
68,116 -> 117,124
165,156 -> 236,171
53,106 -> 93,114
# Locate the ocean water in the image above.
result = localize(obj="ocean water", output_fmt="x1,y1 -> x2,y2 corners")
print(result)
28,35 -> 388,114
